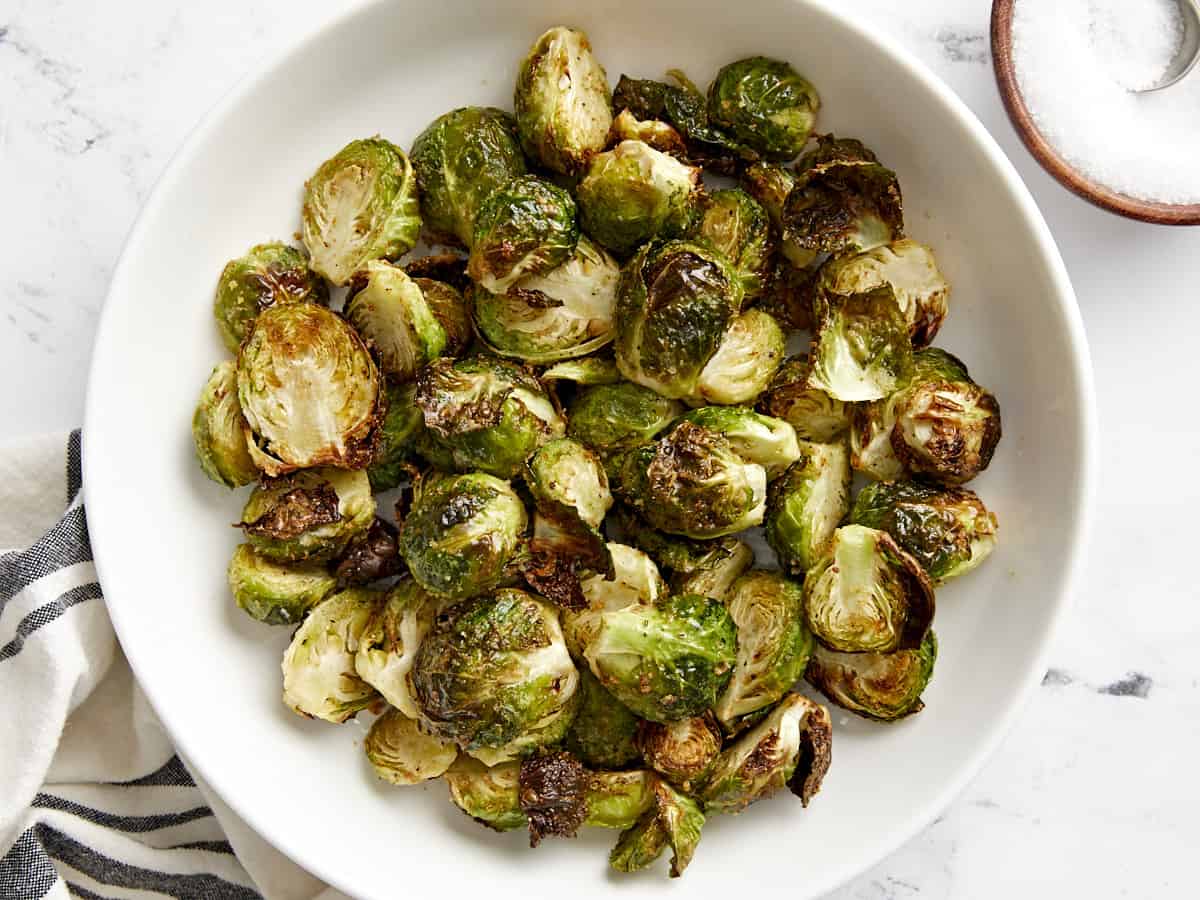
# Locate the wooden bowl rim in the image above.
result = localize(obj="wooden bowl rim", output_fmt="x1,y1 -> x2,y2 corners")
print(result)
991,0 -> 1200,226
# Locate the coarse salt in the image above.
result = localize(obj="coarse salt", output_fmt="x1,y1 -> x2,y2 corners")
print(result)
1012,0 -> 1200,204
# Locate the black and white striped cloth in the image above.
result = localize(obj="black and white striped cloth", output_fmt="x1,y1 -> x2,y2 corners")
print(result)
0,432 -> 343,900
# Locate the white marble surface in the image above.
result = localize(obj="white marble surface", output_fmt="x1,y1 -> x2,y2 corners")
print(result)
3,0 -> 1199,896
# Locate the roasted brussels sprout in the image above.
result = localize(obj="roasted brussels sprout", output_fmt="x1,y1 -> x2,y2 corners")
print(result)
541,355 -> 622,386
518,751 -> 590,846
782,135 -> 904,260
819,239 -> 949,348
692,308 -> 786,406
397,472 -> 527,601
765,440 -> 852,575
345,261 -> 447,381
610,776 -> 704,878
514,26 -> 612,175
567,381 -> 684,469
414,356 -> 566,479
237,303 -> 382,475
192,361 -> 258,488
808,284 -> 914,402
577,141 -> 702,255
807,630 -> 937,721
527,437 -> 612,530
803,525 -> 935,653
757,353 -> 850,442
609,109 -> 688,158
281,587 -> 383,723
213,242 -> 328,353
366,382 -> 422,493
585,770 -> 656,829
301,138 -> 420,285
472,236 -> 619,363
566,542 -> 669,656
238,468 -> 375,563
468,176 -> 580,293
849,393 -> 904,482
714,571 -> 814,733
409,107 -> 527,246
678,406 -> 800,479
413,277 -> 472,357
706,56 -> 819,160
227,544 -> 336,625
693,189 -> 775,300
741,161 -> 817,269
850,480 -> 997,583
616,421 -> 767,539
614,241 -> 743,401
701,692 -> 832,813
365,707 -> 458,785
445,756 -> 526,831
410,589 -> 579,759
635,713 -> 722,791
354,579 -> 444,717
579,592 -> 736,722
564,669 -> 641,768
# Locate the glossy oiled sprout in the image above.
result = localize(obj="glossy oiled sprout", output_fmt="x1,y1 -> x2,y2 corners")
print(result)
819,239 -> 950,349
677,406 -> 800,480
227,544 -> 336,626
714,571 -> 814,734
237,303 -> 382,475
514,26 -> 612,175
609,775 -> 705,878
567,382 -> 685,471
564,668 -> 641,768
468,176 -> 580,293
577,140 -> 702,255
281,587 -> 383,723
609,109 -> 688,158
472,236 -> 620,363
693,189 -> 776,301
803,524 -> 935,654
238,468 -> 375,563
807,631 -> 937,721
757,354 -> 850,442
636,713 -> 722,792
414,355 -> 566,479
707,56 -> 820,160
344,261 -> 447,382
354,579 -> 445,718
213,243 -> 328,353
413,277 -> 473,357
701,693 -> 832,813
192,361 -> 258,488
366,382 -> 423,493
692,308 -> 786,406
765,440 -> 852,575
808,284 -> 914,402
409,107 -> 526,246
444,756 -> 527,832
364,708 -> 458,785
301,138 -> 420,285
409,589 -> 579,760
851,480 -> 998,583
397,472 -> 527,601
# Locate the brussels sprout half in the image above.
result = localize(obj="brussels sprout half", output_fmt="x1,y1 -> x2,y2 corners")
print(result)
765,440 -> 852,575
227,544 -> 337,626
609,776 -> 705,878
213,242 -> 328,354
678,406 -> 800,480
238,468 -> 375,563
803,524 -> 935,654
586,770 -> 656,829
707,56 -> 820,160
445,756 -> 527,832
693,189 -> 776,301
636,713 -> 722,792
564,668 -> 641,769
527,437 -> 612,530
193,361 -> 259,488
807,630 -> 937,721
345,261 -> 447,382
757,354 -> 850,442
514,26 -> 612,175
808,284 -> 914,402
468,176 -> 580,293
354,579 -> 445,718
413,277 -> 473,357
565,542 -> 669,657
365,707 -> 458,785
609,109 -> 689,158
301,138 -> 420,285
692,308 -> 786,407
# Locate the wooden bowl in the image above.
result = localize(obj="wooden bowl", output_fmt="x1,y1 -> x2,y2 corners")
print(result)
992,0 -> 1200,225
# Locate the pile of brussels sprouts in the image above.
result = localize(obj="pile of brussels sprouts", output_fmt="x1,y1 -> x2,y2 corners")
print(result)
192,25 -> 1002,878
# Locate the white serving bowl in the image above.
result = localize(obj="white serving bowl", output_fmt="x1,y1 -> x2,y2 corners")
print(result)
85,1 -> 1095,896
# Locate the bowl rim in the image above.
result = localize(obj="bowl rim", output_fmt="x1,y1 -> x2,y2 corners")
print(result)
83,0 -> 1098,895
991,0 -> 1200,226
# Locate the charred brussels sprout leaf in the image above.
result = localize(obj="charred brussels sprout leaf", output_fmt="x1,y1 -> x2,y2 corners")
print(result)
678,406 -> 800,480
803,525 -> 935,653
808,284 -> 914,402
414,356 -> 566,479
333,516 -> 401,586
564,668 -> 641,768
518,750 -> 590,846
345,261 -> 447,381
693,308 -> 786,406
237,304 -> 382,474
714,571 -> 814,733
742,161 -> 819,269
850,480 -> 997,583
468,176 -> 580,293
413,277 -> 472,357
567,382 -> 684,470
765,440 -> 852,575
757,354 -> 850,442
706,56 -> 820,160
301,138 -> 420,285
366,382 -> 423,493
635,713 -> 722,791
445,757 -> 527,832
227,544 -> 336,626
693,189 -> 776,301
577,141 -> 702,255
614,241 -> 744,401
354,579 -> 444,718
409,107 -> 527,246
213,243 -> 328,353
281,587 -> 384,723
410,589 -> 579,758
238,468 -> 375,563
397,471 -> 527,601
192,361 -> 258,488
365,707 -> 458,785
807,631 -> 937,721
514,27 -> 612,175
609,776 -> 705,877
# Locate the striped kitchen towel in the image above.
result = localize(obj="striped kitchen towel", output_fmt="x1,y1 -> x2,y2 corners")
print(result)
0,431 -> 346,900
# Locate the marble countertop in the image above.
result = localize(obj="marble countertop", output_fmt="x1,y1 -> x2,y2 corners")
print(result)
3,0 -> 1197,896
